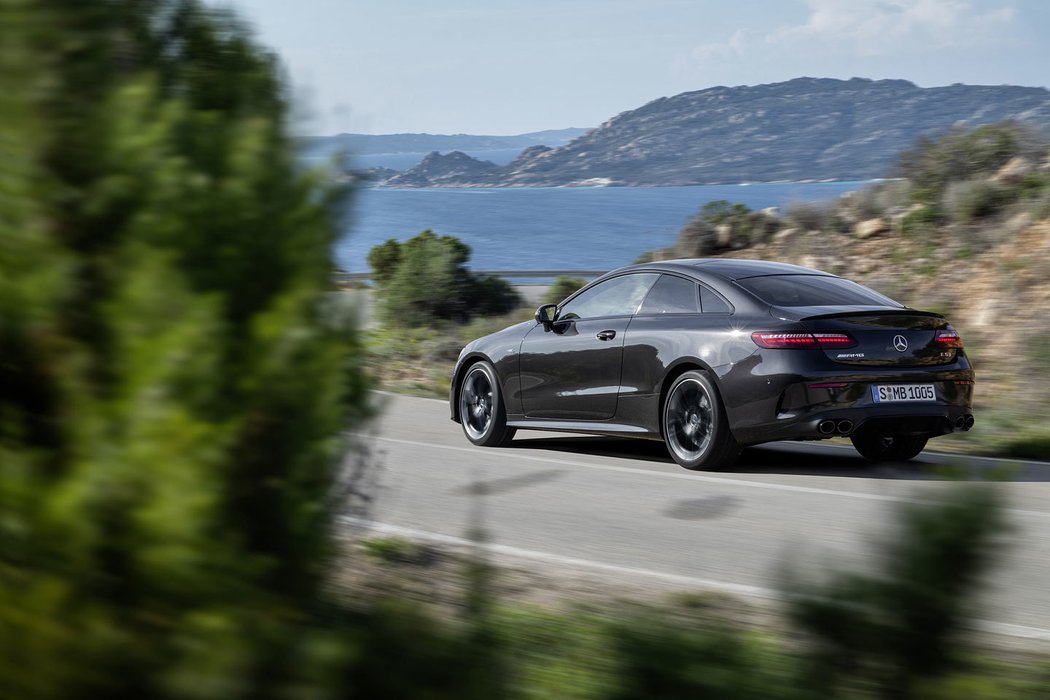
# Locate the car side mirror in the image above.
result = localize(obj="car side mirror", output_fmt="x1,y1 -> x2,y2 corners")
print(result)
535,303 -> 558,331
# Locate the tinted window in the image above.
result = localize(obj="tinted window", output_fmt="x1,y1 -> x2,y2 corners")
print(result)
560,273 -> 659,320
699,285 -> 732,313
736,275 -> 902,307
638,275 -> 698,315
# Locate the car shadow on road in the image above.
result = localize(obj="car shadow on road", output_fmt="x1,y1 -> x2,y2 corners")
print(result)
508,435 -> 1050,482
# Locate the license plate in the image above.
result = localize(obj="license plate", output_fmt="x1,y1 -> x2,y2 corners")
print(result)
871,384 -> 937,403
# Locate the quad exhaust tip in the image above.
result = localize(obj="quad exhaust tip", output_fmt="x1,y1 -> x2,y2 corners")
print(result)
818,419 -> 854,436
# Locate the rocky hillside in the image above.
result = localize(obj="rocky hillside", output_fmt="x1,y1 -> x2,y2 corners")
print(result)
386,78 -> 1050,188
651,126 -> 1050,455
383,151 -> 499,187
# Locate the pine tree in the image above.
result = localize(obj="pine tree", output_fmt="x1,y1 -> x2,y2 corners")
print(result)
0,1 -> 371,696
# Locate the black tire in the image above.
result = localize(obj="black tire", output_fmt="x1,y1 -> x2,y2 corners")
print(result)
850,432 -> 928,462
662,370 -> 740,470
458,361 -> 516,447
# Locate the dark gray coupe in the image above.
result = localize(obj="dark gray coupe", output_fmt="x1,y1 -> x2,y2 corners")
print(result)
450,259 -> 974,469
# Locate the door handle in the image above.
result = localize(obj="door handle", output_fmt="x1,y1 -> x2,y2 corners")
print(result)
596,329 -> 616,341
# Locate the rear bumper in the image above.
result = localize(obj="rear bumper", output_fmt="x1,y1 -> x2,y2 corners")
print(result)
733,403 -> 973,445
720,347 -> 975,445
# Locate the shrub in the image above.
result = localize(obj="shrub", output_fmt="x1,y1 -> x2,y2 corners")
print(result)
1027,188 -> 1050,221
675,215 -> 717,256
367,239 -> 403,284
470,274 -> 523,316
609,614 -> 801,700
942,179 -> 1014,223
675,200 -> 764,255
698,199 -> 751,224
844,180 -> 914,221
897,121 -> 1046,204
370,230 -> 520,326
787,486 -> 1007,697
0,1 -> 377,696
785,201 -> 833,231
546,276 -> 587,305
901,206 -> 942,237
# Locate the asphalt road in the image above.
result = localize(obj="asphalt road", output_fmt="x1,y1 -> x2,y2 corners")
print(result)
356,392 -> 1050,641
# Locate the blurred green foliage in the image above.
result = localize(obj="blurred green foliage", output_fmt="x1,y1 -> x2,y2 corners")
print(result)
699,199 -> 752,224
678,199 -> 780,255
364,305 -> 533,397
362,536 -> 430,564
898,122 -> 1043,207
900,205 -> 942,237
0,1 -> 375,697
368,230 -> 520,326
784,201 -> 835,232
942,179 -> 1014,224
787,486 -> 1008,698
545,276 -> 587,305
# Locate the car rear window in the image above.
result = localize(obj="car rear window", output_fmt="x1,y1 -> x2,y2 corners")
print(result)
638,275 -> 699,314
736,274 -> 902,307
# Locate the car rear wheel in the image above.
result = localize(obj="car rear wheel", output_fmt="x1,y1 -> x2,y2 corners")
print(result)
850,432 -> 928,462
662,370 -> 740,470
458,361 -> 515,447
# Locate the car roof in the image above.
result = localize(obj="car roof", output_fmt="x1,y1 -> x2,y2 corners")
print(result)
615,258 -> 834,282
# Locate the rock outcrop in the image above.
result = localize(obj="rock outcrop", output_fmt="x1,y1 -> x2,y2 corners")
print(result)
384,151 -> 499,187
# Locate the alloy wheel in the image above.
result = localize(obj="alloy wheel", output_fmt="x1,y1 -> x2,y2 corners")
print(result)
460,367 -> 494,440
664,377 -> 714,463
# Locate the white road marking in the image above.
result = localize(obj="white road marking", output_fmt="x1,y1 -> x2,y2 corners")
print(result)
346,517 -> 1050,643
360,434 -> 1050,520
345,518 -> 777,598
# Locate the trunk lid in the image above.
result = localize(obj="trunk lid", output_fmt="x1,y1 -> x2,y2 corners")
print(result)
772,306 -> 958,367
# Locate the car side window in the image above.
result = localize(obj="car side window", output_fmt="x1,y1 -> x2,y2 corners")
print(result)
699,284 -> 732,313
638,275 -> 699,315
559,273 -> 659,320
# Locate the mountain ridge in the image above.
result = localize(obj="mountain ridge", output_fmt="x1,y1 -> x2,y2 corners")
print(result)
382,77 -> 1050,188
301,128 -> 590,158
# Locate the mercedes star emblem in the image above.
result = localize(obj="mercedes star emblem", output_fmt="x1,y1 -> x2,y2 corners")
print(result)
893,335 -> 908,352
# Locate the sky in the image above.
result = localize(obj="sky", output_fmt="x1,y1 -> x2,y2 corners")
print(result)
209,0 -> 1050,136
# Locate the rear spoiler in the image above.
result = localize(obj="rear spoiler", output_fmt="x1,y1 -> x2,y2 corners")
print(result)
770,305 -> 945,322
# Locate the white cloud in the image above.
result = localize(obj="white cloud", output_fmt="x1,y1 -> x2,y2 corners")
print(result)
690,0 -> 1017,67
692,28 -> 755,63
767,0 -> 1016,55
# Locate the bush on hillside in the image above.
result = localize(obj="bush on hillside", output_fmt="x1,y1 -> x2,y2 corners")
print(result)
698,199 -> 751,224
675,200 -> 779,254
897,121 -> 1045,205
675,215 -> 718,256
942,179 -> 1015,224
546,276 -> 587,305
369,230 -> 520,326
900,206 -> 941,237
843,180 -> 914,221
785,201 -> 835,232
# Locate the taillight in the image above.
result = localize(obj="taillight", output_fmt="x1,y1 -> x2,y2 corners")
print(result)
751,331 -> 857,349
935,329 -> 964,348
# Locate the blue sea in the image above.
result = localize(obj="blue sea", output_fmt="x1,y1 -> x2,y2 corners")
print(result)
335,181 -> 872,274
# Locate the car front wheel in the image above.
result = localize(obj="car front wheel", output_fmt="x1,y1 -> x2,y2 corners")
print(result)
662,370 -> 740,470
458,361 -> 515,447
